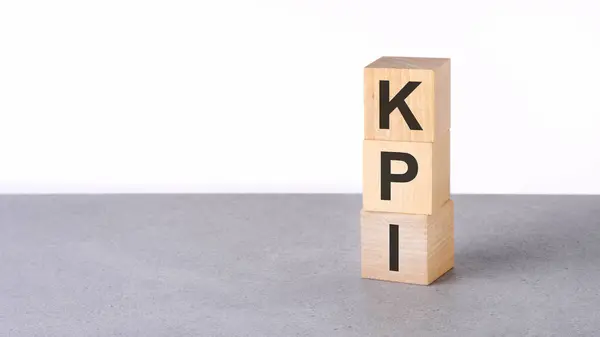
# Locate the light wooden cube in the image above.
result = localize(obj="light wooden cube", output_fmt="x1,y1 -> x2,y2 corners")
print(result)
363,132 -> 450,215
364,56 -> 450,143
361,199 -> 454,285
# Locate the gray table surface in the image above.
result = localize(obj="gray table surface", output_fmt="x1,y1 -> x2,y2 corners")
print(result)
1,195 -> 599,336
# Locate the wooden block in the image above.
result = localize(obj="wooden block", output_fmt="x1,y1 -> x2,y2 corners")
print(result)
364,56 -> 450,143
361,199 -> 454,285
363,131 -> 450,215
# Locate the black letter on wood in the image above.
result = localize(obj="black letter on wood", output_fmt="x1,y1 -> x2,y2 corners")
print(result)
381,152 -> 418,200
379,81 -> 423,130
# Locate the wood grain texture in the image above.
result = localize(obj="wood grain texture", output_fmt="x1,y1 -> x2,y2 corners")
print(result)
362,132 -> 450,215
426,199 -> 455,284
364,56 -> 450,143
434,59 -> 451,138
360,199 -> 454,285
432,131 -> 451,212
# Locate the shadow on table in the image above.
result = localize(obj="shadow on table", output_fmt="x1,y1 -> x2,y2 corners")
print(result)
436,213 -> 600,284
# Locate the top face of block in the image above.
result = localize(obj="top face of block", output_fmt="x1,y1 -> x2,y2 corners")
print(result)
366,56 -> 449,70
364,56 -> 450,143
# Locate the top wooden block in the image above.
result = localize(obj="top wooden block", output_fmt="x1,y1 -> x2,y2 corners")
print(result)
364,56 -> 450,143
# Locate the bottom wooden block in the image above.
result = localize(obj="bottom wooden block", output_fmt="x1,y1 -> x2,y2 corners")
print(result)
361,199 -> 454,285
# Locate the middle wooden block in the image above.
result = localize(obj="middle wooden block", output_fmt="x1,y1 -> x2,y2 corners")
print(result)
363,132 -> 450,215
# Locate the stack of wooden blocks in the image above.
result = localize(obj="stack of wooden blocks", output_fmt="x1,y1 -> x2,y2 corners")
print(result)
361,56 -> 453,285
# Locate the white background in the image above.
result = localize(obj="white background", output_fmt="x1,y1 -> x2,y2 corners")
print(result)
1,0 -> 599,194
